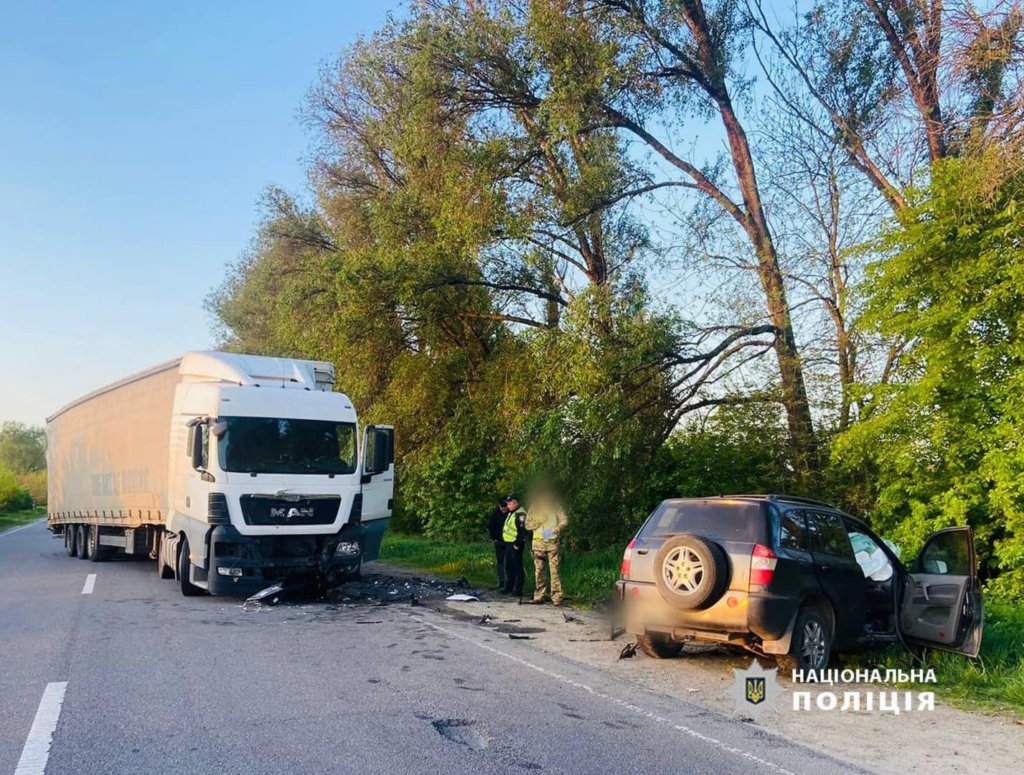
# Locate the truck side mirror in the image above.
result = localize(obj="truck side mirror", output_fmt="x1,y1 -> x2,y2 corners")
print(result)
371,429 -> 393,473
363,426 -> 394,476
190,423 -> 206,470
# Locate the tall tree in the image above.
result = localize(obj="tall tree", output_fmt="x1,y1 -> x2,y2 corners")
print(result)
0,422 -> 46,474
750,0 -> 1024,212
833,149 -> 1024,593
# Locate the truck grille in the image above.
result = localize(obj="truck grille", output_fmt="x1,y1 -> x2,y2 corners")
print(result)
239,495 -> 341,526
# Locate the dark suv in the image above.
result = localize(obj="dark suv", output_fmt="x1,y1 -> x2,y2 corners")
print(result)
616,495 -> 983,671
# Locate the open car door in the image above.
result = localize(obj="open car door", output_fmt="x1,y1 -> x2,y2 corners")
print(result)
898,527 -> 983,657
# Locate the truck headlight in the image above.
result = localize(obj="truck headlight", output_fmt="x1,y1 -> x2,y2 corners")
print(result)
335,541 -> 361,557
217,567 -> 243,577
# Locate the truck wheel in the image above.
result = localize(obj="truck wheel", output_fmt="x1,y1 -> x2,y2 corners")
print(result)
177,537 -> 204,597
653,534 -> 729,611
777,606 -> 832,675
156,533 -> 174,579
637,633 -> 684,659
87,526 -> 106,562
76,525 -> 89,560
65,527 -> 77,557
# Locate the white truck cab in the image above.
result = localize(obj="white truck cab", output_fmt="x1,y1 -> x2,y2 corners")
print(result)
47,351 -> 394,597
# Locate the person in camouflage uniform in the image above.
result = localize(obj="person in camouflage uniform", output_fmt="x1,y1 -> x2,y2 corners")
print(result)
525,486 -> 569,606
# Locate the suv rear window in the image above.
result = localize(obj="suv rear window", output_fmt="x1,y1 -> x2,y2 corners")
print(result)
641,500 -> 763,542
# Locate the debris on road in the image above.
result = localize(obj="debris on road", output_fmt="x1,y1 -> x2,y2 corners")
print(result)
246,584 -> 284,605
618,642 -> 638,659
446,594 -> 480,602
508,633 -> 533,640
562,612 -> 577,623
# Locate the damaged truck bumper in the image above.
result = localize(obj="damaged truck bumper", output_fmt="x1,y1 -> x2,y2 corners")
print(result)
205,523 -> 366,596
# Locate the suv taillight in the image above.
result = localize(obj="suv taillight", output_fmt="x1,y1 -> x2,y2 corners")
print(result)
750,543 -> 777,587
621,538 -> 636,579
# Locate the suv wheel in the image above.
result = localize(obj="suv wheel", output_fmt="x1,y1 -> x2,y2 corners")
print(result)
636,633 -> 684,659
653,534 -> 729,610
778,606 -> 831,675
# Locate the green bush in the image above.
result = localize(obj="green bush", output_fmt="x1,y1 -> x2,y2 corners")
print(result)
0,468 -> 32,512
17,470 -> 46,507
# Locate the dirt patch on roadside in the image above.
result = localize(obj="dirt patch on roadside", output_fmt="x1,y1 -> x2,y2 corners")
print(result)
367,562 -> 1023,775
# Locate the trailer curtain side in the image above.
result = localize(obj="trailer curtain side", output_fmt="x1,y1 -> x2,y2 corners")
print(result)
47,362 -> 182,528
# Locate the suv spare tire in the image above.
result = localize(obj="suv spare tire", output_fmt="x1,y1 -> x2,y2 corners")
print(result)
653,534 -> 729,611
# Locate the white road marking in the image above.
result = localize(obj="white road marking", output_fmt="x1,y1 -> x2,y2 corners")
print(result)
81,574 -> 96,595
0,519 -> 45,538
14,681 -> 68,775
418,617 -> 798,775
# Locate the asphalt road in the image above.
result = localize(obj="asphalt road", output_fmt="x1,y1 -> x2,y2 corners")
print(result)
0,521 -> 866,775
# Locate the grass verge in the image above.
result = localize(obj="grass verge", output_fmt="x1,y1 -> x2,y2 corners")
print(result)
844,601 -> 1024,717
0,507 -> 45,534
379,532 -> 621,603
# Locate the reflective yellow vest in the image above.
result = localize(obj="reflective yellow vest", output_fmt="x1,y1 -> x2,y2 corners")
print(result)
503,509 -> 524,543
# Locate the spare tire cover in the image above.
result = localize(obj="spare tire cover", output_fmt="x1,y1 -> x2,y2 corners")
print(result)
653,534 -> 730,611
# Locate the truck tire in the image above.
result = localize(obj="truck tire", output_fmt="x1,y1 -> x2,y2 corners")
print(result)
65,527 -> 77,557
637,633 -> 684,659
156,532 -> 174,579
177,537 -> 204,597
87,526 -> 107,562
653,534 -> 729,611
76,525 -> 89,560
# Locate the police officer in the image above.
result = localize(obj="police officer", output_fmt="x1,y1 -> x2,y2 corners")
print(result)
525,485 -> 568,606
487,497 -> 510,590
501,495 -> 528,597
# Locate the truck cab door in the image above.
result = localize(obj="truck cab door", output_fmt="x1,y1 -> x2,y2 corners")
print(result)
359,425 -> 394,561
898,527 -> 983,657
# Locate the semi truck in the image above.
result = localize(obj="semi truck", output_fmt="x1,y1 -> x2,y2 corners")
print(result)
46,351 -> 394,596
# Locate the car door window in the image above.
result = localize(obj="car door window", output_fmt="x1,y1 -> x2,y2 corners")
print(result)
779,510 -> 808,551
916,530 -> 972,576
807,511 -> 855,560
846,523 -> 895,581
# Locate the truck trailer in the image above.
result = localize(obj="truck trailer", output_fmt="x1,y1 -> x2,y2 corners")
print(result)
46,351 -> 394,596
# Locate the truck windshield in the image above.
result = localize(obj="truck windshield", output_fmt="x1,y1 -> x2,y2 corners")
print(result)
219,417 -> 358,475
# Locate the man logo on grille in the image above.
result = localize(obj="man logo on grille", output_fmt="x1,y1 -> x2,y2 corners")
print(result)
270,507 -> 314,519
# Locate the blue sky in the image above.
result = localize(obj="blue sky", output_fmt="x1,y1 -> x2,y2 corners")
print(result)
0,1 -> 400,426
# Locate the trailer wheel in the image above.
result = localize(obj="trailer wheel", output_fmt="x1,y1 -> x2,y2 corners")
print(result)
87,526 -> 106,562
177,537 -> 204,597
65,527 -> 77,557
76,525 -> 89,560
156,532 -> 174,579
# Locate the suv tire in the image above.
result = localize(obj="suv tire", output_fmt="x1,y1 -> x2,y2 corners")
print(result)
637,633 -> 684,659
653,534 -> 729,611
777,605 -> 831,674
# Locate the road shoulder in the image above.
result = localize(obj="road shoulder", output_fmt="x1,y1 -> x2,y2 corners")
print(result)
366,562 -> 1024,775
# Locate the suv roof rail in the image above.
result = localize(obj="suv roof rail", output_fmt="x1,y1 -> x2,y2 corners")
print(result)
727,493 -> 839,509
